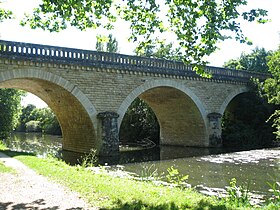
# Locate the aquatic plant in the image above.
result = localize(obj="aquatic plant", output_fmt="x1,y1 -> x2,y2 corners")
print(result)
139,164 -> 159,181
225,178 -> 251,207
79,149 -> 98,168
267,181 -> 280,203
166,166 -> 189,188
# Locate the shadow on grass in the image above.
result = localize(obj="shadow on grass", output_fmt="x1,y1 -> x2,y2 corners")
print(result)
0,199 -> 83,210
105,199 -> 227,210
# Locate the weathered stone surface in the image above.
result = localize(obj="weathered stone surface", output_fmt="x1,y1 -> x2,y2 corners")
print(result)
0,40 -> 266,156
207,113 -> 223,147
97,112 -> 119,156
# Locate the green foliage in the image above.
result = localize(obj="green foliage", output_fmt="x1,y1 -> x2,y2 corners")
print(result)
17,105 -> 61,135
17,104 -> 36,131
0,89 -> 23,139
39,108 -> 61,135
25,120 -> 41,132
135,39 -> 182,61
166,166 -> 189,188
96,34 -> 119,53
264,48 -> 280,140
225,178 -> 251,208
267,181 -> 280,204
268,110 -> 280,140
0,161 -> 16,174
139,164 -> 159,181
224,47 -> 272,72
0,1 -> 13,23
106,34 -> 119,53
222,82 -> 276,148
20,0 -> 268,69
120,98 -> 159,145
0,141 -> 7,150
79,149 -> 98,168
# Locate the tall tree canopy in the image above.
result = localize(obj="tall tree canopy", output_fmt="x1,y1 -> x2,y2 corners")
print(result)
17,0 -> 268,74
223,47 -> 272,72
135,39 -> 182,61
0,1 -> 13,23
0,89 -> 23,139
264,48 -> 280,139
96,34 -> 119,53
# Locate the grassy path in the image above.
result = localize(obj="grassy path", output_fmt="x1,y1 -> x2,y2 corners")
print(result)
0,152 -> 94,210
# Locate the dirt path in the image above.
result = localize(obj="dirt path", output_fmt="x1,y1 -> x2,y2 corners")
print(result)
0,152 -> 96,210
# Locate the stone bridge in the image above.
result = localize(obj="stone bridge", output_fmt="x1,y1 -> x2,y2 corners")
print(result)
0,40 -> 268,156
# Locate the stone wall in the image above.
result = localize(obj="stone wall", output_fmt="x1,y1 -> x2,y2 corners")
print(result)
0,40 -> 260,155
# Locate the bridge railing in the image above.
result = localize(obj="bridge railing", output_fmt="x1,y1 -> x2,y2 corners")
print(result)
0,40 -> 269,82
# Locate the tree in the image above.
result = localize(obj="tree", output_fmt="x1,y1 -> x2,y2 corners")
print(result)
222,89 -> 276,148
96,34 -> 119,53
106,34 -> 119,53
0,89 -> 23,139
39,108 -> 61,135
223,47 -> 272,72
16,104 -> 36,132
20,0 -> 268,74
0,1 -> 13,23
17,105 -> 62,135
120,98 -> 159,144
135,40 -> 182,61
222,47 -> 279,147
264,48 -> 280,139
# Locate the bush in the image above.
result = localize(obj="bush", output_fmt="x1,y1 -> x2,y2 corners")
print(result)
25,120 -> 42,132
222,89 -> 276,148
120,98 -> 159,145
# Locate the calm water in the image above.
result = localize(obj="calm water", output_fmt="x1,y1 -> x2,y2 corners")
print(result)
3,132 -> 280,198
3,132 -> 62,156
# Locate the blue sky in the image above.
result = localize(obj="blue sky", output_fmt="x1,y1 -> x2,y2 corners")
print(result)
1,0 -> 280,107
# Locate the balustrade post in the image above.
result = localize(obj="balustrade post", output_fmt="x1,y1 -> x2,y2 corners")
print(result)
97,111 -> 119,156
207,112 -> 222,147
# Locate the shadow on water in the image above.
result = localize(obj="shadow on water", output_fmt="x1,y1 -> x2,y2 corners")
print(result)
60,145 -> 236,166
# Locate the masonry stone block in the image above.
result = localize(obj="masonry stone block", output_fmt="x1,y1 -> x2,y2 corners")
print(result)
0,40 -> 268,156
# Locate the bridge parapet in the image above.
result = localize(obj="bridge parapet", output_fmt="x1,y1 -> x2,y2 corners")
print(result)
0,40 -> 268,82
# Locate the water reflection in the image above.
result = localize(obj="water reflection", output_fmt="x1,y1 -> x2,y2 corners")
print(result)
3,132 -> 62,156
122,148 -> 280,198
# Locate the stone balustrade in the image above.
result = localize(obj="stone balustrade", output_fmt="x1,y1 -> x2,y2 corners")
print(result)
0,40 -> 268,82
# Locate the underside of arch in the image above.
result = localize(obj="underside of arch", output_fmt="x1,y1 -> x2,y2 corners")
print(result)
219,87 -> 250,115
139,87 -> 207,146
0,70 -> 97,153
118,80 -> 208,147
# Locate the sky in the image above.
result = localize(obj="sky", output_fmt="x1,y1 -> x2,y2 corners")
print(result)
1,0 -> 280,108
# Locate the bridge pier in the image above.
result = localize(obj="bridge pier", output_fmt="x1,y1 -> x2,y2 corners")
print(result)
97,112 -> 120,156
207,112 -> 222,147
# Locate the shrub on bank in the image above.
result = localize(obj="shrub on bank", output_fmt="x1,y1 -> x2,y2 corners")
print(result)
25,120 -> 42,133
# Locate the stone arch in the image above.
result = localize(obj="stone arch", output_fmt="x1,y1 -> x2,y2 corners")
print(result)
118,79 -> 209,147
218,87 -> 250,115
0,69 -> 98,153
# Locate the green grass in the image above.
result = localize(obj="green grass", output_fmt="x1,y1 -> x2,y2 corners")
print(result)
10,154 -> 226,209
0,142 -> 16,174
0,141 -> 279,210
0,161 -> 16,174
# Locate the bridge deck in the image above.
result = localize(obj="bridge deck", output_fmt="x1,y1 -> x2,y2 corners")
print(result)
0,40 -> 268,82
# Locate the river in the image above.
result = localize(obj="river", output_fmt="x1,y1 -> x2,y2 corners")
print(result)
2,132 -> 280,200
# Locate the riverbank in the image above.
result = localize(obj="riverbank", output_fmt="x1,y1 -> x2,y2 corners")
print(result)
0,151 -> 94,209
1,144 -> 280,209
